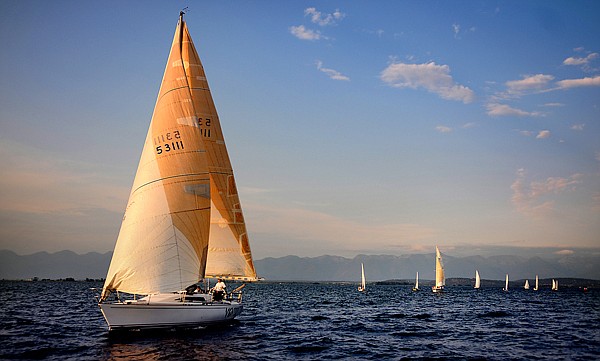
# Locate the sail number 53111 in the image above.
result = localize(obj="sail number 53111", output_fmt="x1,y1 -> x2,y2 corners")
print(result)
155,131 -> 184,154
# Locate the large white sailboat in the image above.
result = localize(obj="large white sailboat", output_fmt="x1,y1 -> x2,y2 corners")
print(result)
502,274 -> 509,292
412,272 -> 420,291
358,263 -> 367,292
474,270 -> 481,289
432,246 -> 445,293
98,12 -> 258,331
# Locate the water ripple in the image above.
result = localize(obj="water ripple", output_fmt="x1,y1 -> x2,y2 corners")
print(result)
1,281 -> 599,360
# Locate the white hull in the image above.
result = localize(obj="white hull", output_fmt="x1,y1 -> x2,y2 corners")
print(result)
432,286 -> 444,293
99,299 -> 242,330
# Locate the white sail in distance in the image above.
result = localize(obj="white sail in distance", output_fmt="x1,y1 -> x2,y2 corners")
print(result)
474,270 -> 480,289
435,246 -> 445,288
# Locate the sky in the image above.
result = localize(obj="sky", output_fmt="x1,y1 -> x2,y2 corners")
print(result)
1,1 -> 599,260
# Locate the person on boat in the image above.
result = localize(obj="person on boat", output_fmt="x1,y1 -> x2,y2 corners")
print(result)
211,278 -> 227,301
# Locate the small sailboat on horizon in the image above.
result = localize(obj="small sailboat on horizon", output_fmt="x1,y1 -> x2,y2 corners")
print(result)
524,279 -> 530,290
412,272 -> 420,291
503,274 -> 509,292
534,275 -> 539,291
552,279 -> 559,291
474,270 -> 481,289
358,263 -> 367,292
432,246 -> 445,293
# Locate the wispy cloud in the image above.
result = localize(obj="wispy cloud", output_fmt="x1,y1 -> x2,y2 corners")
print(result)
290,25 -> 323,40
452,23 -> 475,39
0,139 -> 127,253
246,203 -> 436,254
511,168 -> 583,219
563,52 -> 598,66
570,124 -> 585,131
452,23 -> 460,38
506,74 -> 554,94
435,125 -> 452,133
536,130 -> 551,139
563,51 -> 598,72
305,7 -> 345,26
380,61 -> 475,103
556,75 -> 600,89
486,103 -> 542,117
0,139 -> 127,214
316,60 -> 350,81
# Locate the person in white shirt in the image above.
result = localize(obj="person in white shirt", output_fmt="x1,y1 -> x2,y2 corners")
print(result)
212,278 -> 226,301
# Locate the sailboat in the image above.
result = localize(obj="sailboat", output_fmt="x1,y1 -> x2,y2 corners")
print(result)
552,279 -> 559,291
474,270 -> 481,289
534,275 -> 539,291
432,246 -> 445,293
412,272 -> 420,291
524,279 -> 530,290
502,274 -> 509,291
358,263 -> 367,292
98,12 -> 258,331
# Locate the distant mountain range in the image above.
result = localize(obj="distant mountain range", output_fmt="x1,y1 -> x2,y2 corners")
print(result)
1,249 -> 599,281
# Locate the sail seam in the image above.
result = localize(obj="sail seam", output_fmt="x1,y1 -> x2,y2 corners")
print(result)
158,86 -> 189,102
131,172 -> 209,195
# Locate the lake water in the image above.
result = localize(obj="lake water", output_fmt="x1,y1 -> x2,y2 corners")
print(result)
1,281 -> 599,360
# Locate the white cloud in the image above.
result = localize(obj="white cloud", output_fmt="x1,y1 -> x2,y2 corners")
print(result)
486,103 -> 542,117
556,75 -> 600,89
435,125 -> 452,133
511,169 -> 583,218
505,74 -> 554,93
543,102 -> 564,107
563,52 -> 598,66
304,7 -> 345,26
290,25 -> 323,40
380,61 -> 475,103
316,60 -> 350,81
536,130 -> 551,139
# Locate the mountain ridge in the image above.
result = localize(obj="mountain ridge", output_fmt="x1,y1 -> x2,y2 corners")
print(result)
2,249 -> 599,281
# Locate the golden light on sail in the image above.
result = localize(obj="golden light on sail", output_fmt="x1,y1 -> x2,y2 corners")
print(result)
102,15 -> 256,298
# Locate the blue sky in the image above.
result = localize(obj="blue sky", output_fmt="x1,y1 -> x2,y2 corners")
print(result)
1,1 -> 599,259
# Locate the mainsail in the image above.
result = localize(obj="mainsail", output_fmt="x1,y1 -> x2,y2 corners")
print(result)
102,15 -> 255,298
474,270 -> 480,289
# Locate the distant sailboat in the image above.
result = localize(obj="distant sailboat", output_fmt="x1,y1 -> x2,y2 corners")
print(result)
432,246 -> 445,293
503,274 -> 509,291
474,270 -> 481,289
98,12 -> 258,331
412,272 -> 420,291
524,279 -> 530,290
358,263 -> 366,292
534,275 -> 539,291
552,279 -> 559,291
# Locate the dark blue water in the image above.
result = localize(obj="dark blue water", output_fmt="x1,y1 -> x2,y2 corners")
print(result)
1,281 -> 599,360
